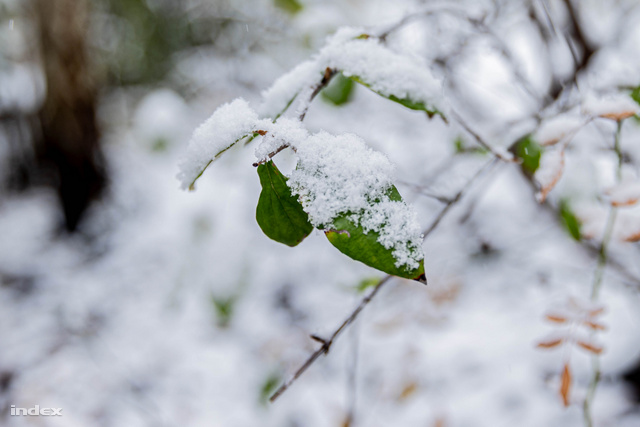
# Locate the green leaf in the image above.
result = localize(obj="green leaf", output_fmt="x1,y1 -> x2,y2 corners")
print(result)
256,161 -> 313,247
355,277 -> 382,293
347,75 -> 441,117
631,86 -> 640,106
274,0 -> 303,14
513,135 -> 543,175
559,199 -> 581,241
211,294 -> 236,328
259,372 -> 281,405
321,73 -> 355,106
323,186 -> 426,283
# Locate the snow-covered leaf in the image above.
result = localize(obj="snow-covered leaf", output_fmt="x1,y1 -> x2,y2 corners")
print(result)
605,180 -> 640,207
576,340 -> 604,355
534,115 -> 584,147
583,93 -> 639,121
256,161 -> 313,247
179,99 -> 259,190
536,337 -> 564,349
325,187 -> 426,283
288,132 -> 426,280
259,27 -> 444,119
534,148 -> 565,203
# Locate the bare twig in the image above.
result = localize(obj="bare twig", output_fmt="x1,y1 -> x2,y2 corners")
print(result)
299,67 -> 337,121
450,110 -> 514,162
270,155 -> 502,403
252,144 -> 290,167
269,275 -> 392,402
422,157 -> 501,240
583,120 -> 623,427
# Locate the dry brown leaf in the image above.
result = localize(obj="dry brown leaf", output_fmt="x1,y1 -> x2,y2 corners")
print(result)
433,417 -> 446,427
583,320 -> 606,331
612,198 -> 640,207
560,363 -> 571,407
398,382 -> 418,401
622,230 -> 640,243
600,111 -> 637,121
535,149 -> 565,203
587,307 -> 605,317
545,314 -> 568,323
537,338 -> 564,349
576,341 -> 604,355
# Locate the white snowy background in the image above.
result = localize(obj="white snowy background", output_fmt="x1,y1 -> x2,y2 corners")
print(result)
1,0 -> 640,426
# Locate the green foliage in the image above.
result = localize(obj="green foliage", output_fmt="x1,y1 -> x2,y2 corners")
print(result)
559,199 -> 581,241
325,216 -> 425,282
321,73 -> 355,106
514,135 -> 543,175
631,86 -> 640,106
356,277 -> 382,292
453,137 -> 489,155
274,0 -> 303,14
347,76 -> 441,117
256,161 -> 313,247
259,372 -> 281,405
211,294 -> 236,328
323,186 -> 426,283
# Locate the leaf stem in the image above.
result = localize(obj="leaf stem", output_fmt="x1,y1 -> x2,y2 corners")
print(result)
583,120 -> 623,427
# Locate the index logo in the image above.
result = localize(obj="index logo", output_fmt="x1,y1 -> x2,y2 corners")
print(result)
10,405 -> 63,416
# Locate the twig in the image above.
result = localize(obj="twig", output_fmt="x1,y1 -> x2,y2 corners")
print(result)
299,67 -> 337,121
583,120 -> 622,427
422,157 -> 500,240
270,155 -> 502,403
252,144 -> 290,167
450,110 -> 514,162
269,275 -> 392,402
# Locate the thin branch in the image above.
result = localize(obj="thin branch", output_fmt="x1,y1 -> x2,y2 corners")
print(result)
450,110 -> 514,162
299,67 -> 337,121
270,155 -> 502,403
422,157 -> 501,240
583,120 -> 623,427
252,143 -> 290,167
269,275 -> 392,402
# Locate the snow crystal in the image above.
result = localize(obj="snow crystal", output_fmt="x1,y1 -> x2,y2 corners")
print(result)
534,148 -> 565,202
535,114 -> 585,146
259,27 -> 444,119
178,98 -> 259,189
582,93 -> 639,120
288,131 -> 423,268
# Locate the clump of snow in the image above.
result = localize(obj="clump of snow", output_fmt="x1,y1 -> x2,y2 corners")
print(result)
178,98 -> 259,189
355,199 -> 424,269
321,30 -> 443,112
288,131 -> 423,268
535,114 -> 585,147
535,148 -> 565,202
582,93 -> 639,120
259,27 -> 445,119
258,60 -> 321,118
253,118 -> 309,162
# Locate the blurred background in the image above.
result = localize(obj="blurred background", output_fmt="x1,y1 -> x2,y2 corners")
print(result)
1,0 -> 640,426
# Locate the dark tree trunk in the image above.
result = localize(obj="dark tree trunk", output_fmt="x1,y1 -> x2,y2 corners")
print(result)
33,0 -> 106,231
